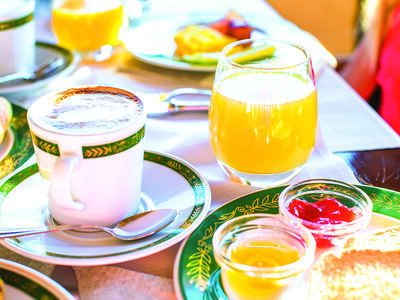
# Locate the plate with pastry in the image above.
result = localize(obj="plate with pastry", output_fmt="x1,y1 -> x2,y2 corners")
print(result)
123,10 -> 270,72
123,10 -> 336,73
0,258 -> 74,300
0,97 -> 34,179
173,183 -> 400,300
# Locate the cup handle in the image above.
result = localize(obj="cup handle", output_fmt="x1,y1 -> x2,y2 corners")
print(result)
49,155 -> 85,210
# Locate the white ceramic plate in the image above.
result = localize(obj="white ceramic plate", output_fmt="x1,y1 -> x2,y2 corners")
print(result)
0,258 -> 74,300
123,12 -> 336,74
123,12 -> 268,72
0,41 -> 77,95
0,150 -> 211,266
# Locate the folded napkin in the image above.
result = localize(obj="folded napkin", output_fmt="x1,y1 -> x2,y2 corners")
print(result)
74,266 -> 176,300
0,245 -> 55,277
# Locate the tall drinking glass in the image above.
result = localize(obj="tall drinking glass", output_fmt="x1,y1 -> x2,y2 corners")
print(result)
51,0 -> 124,62
209,39 -> 317,187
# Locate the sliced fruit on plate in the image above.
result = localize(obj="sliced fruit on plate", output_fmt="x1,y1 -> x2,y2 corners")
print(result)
181,44 -> 275,65
181,52 -> 221,65
228,44 -> 275,64
210,9 -> 253,40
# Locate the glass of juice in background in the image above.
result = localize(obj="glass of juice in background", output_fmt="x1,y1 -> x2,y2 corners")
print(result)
51,0 -> 124,62
209,39 -> 317,187
212,214 -> 316,300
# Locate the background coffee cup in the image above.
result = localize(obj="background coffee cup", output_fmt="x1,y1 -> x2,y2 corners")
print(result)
0,0 -> 35,76
27,86 -> 146,226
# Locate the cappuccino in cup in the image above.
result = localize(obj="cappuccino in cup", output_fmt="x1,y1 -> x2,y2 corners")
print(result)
28,86 -> 146,226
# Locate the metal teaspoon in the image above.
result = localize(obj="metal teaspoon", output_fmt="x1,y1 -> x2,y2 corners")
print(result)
0,209 -> 178,240
0,56 -> 65,85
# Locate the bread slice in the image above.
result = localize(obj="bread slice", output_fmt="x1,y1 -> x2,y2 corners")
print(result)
344,225 -> 400,250
309,249 -> 400,300
309,225 -> 400,300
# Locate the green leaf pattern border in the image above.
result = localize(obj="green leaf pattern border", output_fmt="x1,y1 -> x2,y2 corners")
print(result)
32,125 -> 145,159
179,184 -> 400,298
0,151 -> 209,259
0,267 -> 58,300
0,104 -> 34,179
0,12 -> 34,31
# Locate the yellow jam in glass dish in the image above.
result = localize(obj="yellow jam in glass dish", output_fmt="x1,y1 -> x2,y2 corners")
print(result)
213,214 -> 315,300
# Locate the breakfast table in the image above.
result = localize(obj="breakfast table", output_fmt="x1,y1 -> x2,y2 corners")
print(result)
1,0 -> 400,299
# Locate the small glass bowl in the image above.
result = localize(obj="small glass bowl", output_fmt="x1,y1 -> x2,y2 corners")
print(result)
212,214 -> 316,299
279,179 -> 373,247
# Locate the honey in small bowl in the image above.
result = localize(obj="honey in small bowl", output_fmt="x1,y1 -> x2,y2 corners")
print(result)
212,214 -> 316,299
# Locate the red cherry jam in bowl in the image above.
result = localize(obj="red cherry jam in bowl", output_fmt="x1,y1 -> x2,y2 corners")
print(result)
279,179 -> 373,247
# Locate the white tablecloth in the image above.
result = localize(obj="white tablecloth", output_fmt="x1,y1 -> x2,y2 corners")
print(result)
2,0 -> 400,299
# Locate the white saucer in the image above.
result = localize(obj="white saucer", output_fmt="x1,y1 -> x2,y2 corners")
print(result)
0,150 -> 211,266
0,258 -> 74,299
0,41 -> 77,95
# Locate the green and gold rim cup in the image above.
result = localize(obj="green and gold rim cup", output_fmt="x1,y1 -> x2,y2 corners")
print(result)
0,0 -> 35,31
27,86 -> 146,162
27,86 -> 147,226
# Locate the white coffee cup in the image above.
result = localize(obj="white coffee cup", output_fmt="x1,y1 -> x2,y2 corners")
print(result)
0,0 -> 35,76
27,86 -> 146,226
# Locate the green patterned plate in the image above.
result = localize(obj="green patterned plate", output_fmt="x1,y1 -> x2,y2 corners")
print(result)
0,151 -> 210,266
0,103 -> 33,179
0,258 -> 74,299
173,185 -> 400,299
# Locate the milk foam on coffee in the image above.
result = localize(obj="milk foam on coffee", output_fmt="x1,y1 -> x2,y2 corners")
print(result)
30,89 -> 144,135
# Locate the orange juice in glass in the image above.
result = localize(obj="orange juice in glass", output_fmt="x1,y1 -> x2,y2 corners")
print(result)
51,0 -> 124,61
209,39 -> 317,187
213,214 -> 316,300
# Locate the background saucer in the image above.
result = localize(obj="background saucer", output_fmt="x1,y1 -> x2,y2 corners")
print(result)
0,41 -> 77,95
0,258 -> 74,300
